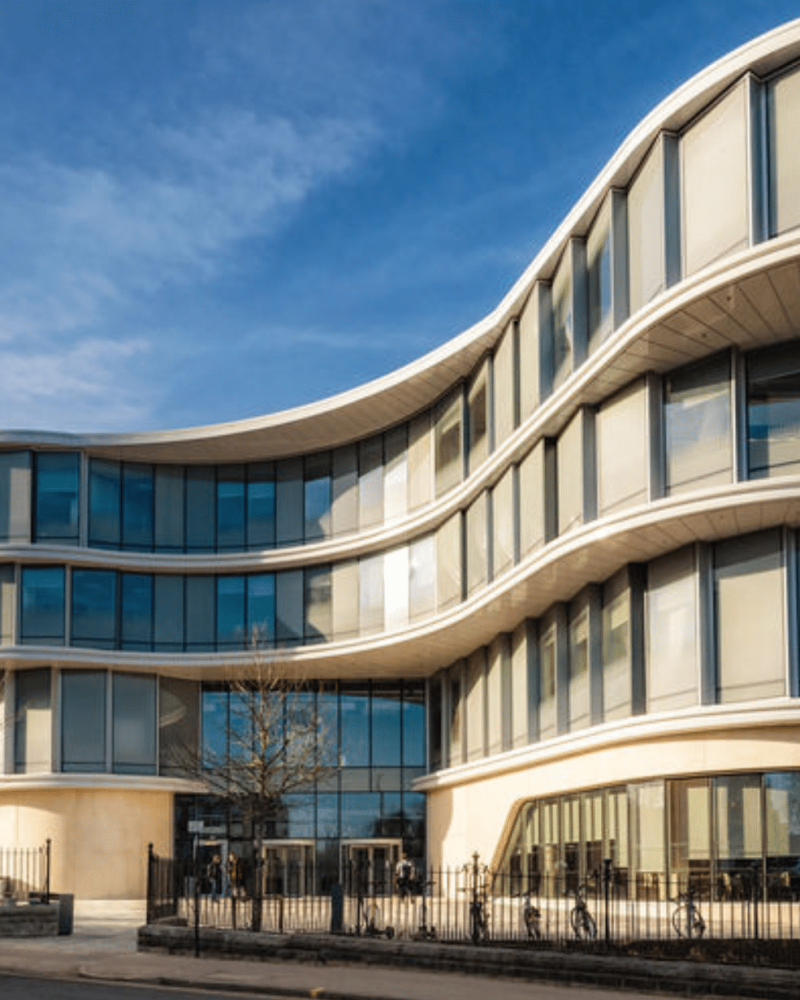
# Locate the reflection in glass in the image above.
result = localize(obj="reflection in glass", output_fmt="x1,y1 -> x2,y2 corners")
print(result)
89,459 -> 121,548
646,548 -> 697,713
113,673 -> 156,774
247,464 -> 276,549
434,388 -> 463,497
0,450 -> 31,543
217,466 -> 245,550
748,341 -> 800,478
71,569 -> 117,649
217,576 -> 245,648
20,567 -> 65,645
61,670 -> 107,772
248,573 -> 275,646
14,668 -> 51,773
123,464 -> 154,550
666,354 -> 731,494
35,452 -> 80,542
304,453 -> 332,541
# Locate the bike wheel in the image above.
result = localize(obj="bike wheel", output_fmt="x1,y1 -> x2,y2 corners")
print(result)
672,903 -> 689,938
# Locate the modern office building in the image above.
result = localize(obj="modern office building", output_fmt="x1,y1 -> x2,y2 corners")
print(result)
2,21 -> 800,900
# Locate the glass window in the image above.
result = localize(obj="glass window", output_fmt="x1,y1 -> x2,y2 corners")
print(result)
341,685 -> 370,768
448,662 -> 463,766
748,340 -> 800,478
714,775 -> 762,885
493,321 -> 517,446
551,254 -> 573,390
557,410 -> 587,534
248,573 -> 275,646
122,463 -> 154,550
510,622 -> 531,749
0,451 -> 31,542
568,601 -> 590,732
428,675 -> 443,770
383,546 -> 409,632
768,65 -> 800,236
436,512 -> 462,612
159,676 -> 199,777
606,786 -> 630,877
153,575 -> 184,651
628,139 -> 665,313
682,82 -> 749,276
20,566 -> 65,645
518,291 -> 541,422
402,682 -> 426,768
408,412 -> 432,511
332,560 -> 359,639
276,458 -> 304,546
217,466 -> 245,550
304,453 -> 331,541
434,387 -> 463,497
304,565 -> 332,643
384,426 -> 408,523
121,573 -> 153,651
602,572 -> 631,721
646,547 -> 698,713
89,459 -> 121,548
409,534 -> 436,621
358,437 -> 383,529
185,467 -> 215,552
467,357 -> 490,472
466,491 -> 488,595
666,353 -> 732,493
630,780 -> 665,882
35,452 -> 79,543
359,553 -> 384,635
61,670 -> 107,772
217,576 -> 245,649
154,466 -> 185,551
14,668 -> 51,773
465,650 -> 485,761
113,673 -> 156,774
596,382 -> 648,516
247,463 -> 275,549
492,467 -> 515,578
715,531 -> 785,702
186,576 -> 214,651
332,446 -> 358,536
538,619 -> 557,741
764,772 -> 800,893
668,778 -> 710,885
587,200 -> 613,353
519,442 -> 546,557
0,565 -> 15,645
372,686 -> 401,767
486,637 -> 506,757
71,568 -> 117,649
276,569 -> 303,645
202,687 -> 228,767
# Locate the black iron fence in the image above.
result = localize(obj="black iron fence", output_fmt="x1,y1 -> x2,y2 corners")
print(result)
0,840 -> 51,902
145,848 -> 800,965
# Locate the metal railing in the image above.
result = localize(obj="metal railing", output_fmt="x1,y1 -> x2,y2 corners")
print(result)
0,840 -> 51,903
145,849 -> 800,966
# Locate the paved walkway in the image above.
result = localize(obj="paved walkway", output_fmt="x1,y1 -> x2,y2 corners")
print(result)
0,900 -> 665,1000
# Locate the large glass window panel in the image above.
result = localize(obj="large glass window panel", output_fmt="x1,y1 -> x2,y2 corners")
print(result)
665,353 -> 732,493
202,687 -> 228,767
682,82 -> 749,276
467,358 -> 490,472
0,451 -> 31,542
331,446 -> 358,536
714,775 -> 762,886
159,676 -> 199,776
409,534 -> 435,621
185,467 -> 215,552
596,382 -> 648,516
428,676 -> 443,770
602,572 -> 631,721
668,778 -> 710,884
402,682 -> 426,768
276,569 -> 303,645
510,622 -> 531,749
748,341 -> 800,478
587,201 -> 613,353
448,663 -> 463,766
359,553 -> 384,635
0,565 -> 15,645
465,650 -> 485,761
434,388 -> 463,497
332,560 -> 359,639
216,576 -> 245,649
14,668 -> 51,773
493,322 -> 516,446
121,573 -> 153,650
247,463 -> 275,549
71,568 -> 117,649
216,466 -> 245,550
551,255 -> 573,390
557,411 -> 585,534
20,566 -> 65,645
492,467 -> 515,578
518,291 -> 541,422
341,685 -> 370,768
113,673 -> 156,774
764,772 -> 800,893
646,547 -> 698,713
407,412 -> 432,511
630,781 -> 665,883
61,670 -> 106,772
436,512 -> 462,611
153,575 -> 184,651
304,453 -> 331,542
122,464 -> 154,550
89,459 -> 121,548
486,638 -> 505,757
769,65 -> 800,235
276,458 -> 303,547
35,452 -> 79,543
519,442 -> 546,557
248,573 -> 275,646
568,602 -> 590,732
383,546 -> 409,632
538,619 -> 557,741
358,437 -> 384,529
186,576 -> 214,651
628,140 -> 665,314
154,466 -> 185,551
606,787 -> 630,877
372,686 -> 401,768
384,426 -> 408,523
304,565 -> 332,643
715,530 -> 785,702
466,491 -> 488,595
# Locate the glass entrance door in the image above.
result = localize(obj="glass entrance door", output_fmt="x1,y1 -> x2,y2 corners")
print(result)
262,840 -> 315,896
341,839 -> 402,896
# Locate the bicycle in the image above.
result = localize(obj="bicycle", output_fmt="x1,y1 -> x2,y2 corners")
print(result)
469,896 -> 489,944
569,881 -> 597,940
521,890 -> 542,940
413,878 -> 437,941
671,891 -> 705,939
356,897 -> 395,938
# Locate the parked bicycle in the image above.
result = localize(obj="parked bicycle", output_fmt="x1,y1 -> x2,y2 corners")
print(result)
469,895 -> 489,944
413,877 -> 437,941
672,889 -> 705,939
569,881 -> 597,940
356,899 -> 395,938
521,890 -> 542,940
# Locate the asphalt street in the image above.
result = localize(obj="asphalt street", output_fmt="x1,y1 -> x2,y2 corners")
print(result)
0,975 -> 276,1000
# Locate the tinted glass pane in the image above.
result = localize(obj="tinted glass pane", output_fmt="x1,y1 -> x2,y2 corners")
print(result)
71,568 -> 117,649
247,464 -> 275,549
202,688 -> 228,766
122,464 -> 154,550
217,466 -> 245,550
304,566 -> 331,643
88,459 -> 121,547
20,566 -> 65,645
153,575 -> 184,651
358,438 -> 383,528
186,467 -> 215,551
217,576 -> 245,648
402,683 -> 426,767
186,576 -> 215,650
434,388 -> 463,497
121,573 -> 153,650
159,677 -> 199,777
61,670 -> 107,772
0,450 -> 31,542
35,452 -> 79,542
247,573 -> 275,646
748,341 -> 800,478
467,360 -> 489,471
371,686 -> 401,767
113,673 -> 156,774
154,466 -> 185,551
14,668 -> 51,773
341,686 -> 370,767
304,453 -> 331,541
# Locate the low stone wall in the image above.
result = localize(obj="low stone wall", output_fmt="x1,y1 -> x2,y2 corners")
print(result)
138,924 -> 800,999
0,903 -> 59,938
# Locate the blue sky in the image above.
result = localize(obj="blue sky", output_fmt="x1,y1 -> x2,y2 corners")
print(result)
0,0 -> 798,434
